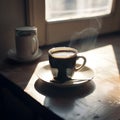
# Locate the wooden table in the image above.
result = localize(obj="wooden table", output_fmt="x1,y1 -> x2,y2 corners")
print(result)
1,33 -> 120,120
24,44 -> 120,120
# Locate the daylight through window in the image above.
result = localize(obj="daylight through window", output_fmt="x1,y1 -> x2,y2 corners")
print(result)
45,0 -> 113,22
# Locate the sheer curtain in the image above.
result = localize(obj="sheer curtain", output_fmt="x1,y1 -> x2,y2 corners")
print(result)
46,0 -> 113,21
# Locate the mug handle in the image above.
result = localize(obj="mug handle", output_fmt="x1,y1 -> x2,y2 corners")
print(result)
75,55 -> 86,70
32,36 -> 38,55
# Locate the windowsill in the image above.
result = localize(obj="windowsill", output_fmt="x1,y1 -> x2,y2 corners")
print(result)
46,12 -> 112,24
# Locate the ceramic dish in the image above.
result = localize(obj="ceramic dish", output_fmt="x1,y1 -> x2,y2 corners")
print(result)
36,61 -> 94,88
35,61 -> 95,97
7,49 -> 42,63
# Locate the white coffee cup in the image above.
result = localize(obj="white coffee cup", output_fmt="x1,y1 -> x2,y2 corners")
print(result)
15,26 -> 39,60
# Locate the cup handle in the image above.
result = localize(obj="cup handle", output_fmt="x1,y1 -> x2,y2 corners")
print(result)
75,55 -> 86,70
32,36 -> 38,55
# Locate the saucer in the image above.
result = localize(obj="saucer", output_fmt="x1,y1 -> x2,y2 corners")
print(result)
35,61 -> 95,97
36,61 -> 94,88
7,49 -> 42,63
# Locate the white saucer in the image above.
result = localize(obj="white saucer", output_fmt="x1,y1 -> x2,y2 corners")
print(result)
7,49 -> 42,63
36,61 -> 94,88
35,61 -> 95,97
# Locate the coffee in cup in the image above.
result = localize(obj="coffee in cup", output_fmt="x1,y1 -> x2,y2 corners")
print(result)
48,47 -> 86,82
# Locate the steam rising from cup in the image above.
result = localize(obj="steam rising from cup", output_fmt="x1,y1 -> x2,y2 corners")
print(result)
69,18 -> 102,52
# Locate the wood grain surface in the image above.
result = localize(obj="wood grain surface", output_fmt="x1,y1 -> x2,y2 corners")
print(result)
1,33 -> 120,120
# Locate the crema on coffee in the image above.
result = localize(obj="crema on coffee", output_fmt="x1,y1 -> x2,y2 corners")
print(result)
51,51 -> 75,58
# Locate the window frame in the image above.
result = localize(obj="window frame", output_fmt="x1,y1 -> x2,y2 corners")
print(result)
25,0 -> 46,45
25,0 -> 120,46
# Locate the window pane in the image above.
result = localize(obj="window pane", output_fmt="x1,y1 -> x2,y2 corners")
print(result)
45,0 -> 113,22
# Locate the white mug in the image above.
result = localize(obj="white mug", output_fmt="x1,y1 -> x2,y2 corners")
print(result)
15,26 -> 39,60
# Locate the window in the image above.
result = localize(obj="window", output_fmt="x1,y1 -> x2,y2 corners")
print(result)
26,0 -> 120,46
46,0 -> 113,22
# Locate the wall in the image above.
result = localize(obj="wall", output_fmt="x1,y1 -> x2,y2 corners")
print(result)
0,0 -> 25,59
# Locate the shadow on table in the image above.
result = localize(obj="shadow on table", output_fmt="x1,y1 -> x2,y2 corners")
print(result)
35,79 -> 95,99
